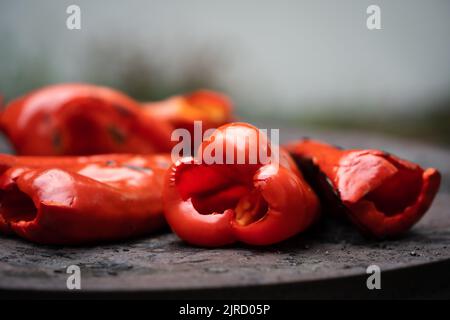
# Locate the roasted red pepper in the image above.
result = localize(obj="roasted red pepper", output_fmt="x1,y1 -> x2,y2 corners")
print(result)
0,153 -> 171,244
285,139 -> 441,238
0,83 -> 174,155
143,90 -> 233,134
163,123 -> 320,247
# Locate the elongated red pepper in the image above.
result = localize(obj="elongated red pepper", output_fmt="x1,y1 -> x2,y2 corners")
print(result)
0,83 -> 174,155
163,123 -> 320,247
285,139 -> 441,238
143,90 -> 234,134
0,153 -> 171,244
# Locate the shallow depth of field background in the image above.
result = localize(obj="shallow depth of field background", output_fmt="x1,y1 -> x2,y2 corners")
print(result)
1,0 -> 449,145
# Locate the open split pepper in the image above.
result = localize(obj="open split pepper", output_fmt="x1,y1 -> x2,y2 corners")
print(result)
163,123 -> 320,247
0,83 -> 174,155
0,153 -> 171,244
285,139 -> 441,238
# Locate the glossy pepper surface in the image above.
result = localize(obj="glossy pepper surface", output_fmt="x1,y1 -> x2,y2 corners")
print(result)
0,83 -> 174,155
0,153 -> 171,244
163,123 -> 320,247
285,139 -> 441,238
143,90 -> 233,134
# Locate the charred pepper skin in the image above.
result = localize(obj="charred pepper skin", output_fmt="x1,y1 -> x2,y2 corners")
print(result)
0,153 -> 171,244
0,83 -> 174,155
285,139 -> 441,239
163,123 -> 320,247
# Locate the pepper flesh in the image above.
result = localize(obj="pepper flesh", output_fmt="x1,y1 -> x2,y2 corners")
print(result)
163,123 -> 320,247
0,153 -> 171,244
285,139 -> 441,238
0,83 -> 174,155
143,90 -> 234,134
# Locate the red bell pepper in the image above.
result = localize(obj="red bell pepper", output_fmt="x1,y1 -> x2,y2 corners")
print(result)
163,123 -> 320,247
0,153 -> 171,244
143,90 -> 233,134
0,83 -> 174,155
285,139 -> 441,238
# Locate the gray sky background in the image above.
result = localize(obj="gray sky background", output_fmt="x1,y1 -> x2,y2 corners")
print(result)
1,0 -> 449,118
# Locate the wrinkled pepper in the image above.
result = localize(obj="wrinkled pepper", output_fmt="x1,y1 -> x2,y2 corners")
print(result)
285,139 -> 441,238
163,123 -> 320,247
0,153 -> 171,244
143,89 -> 233,134
0,83 -> 174,155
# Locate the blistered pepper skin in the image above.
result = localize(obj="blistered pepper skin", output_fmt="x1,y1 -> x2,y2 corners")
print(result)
0,153 -> 171,244
285,139 -> 441,238
163,123 -> 320,247
0,83 -> 174,155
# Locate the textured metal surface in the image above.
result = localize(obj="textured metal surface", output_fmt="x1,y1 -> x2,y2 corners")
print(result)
0,128 -> 449,298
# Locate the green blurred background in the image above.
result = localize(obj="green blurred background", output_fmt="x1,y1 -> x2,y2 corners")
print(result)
1,0 -> 449,145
